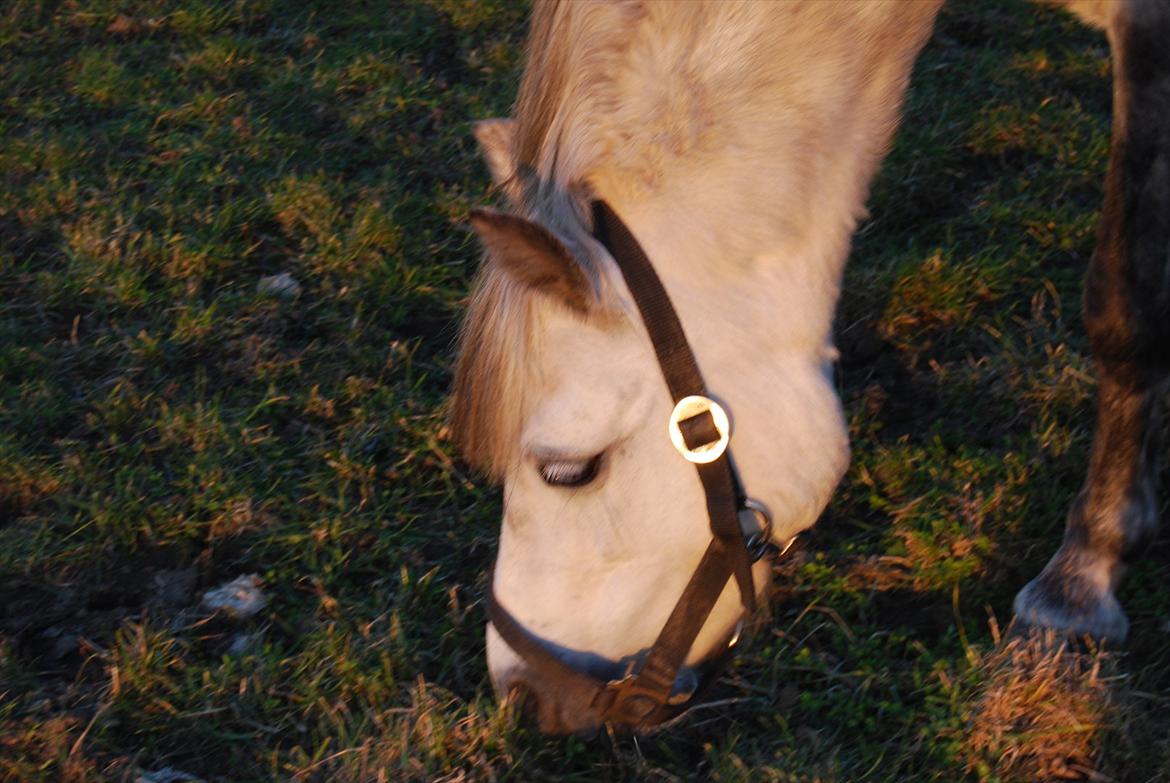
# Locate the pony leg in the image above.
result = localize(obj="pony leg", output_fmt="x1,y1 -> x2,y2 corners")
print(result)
1014,1 -> 1170,641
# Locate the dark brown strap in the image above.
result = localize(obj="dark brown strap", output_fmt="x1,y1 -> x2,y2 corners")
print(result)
680,411 -> 721,450
592,199 -> 755,612
591,200 -> 706,404
589,200 -> 756,707
487,572 -> 738,728
632,538 -> 736,698
485,583 -> 605,706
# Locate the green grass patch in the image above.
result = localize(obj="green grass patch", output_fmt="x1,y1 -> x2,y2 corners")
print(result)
2,1 -> 1168,781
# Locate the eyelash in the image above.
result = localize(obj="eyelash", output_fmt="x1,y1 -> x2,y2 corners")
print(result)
538,454 -> 602,487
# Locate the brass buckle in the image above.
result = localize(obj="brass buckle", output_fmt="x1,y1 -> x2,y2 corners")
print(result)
595,676 -> 667,724
667,395 -> 730,464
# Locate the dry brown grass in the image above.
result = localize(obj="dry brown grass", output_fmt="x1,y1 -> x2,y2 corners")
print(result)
962,627 -> 1129,782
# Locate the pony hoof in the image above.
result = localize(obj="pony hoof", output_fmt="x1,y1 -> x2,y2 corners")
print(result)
1012,569 -> 1129,643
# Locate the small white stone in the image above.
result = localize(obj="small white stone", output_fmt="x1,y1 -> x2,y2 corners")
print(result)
256,272 -> 301,299
200,574 -> 268,620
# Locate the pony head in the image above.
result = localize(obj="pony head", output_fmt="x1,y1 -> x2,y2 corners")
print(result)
453,119 -> 844,733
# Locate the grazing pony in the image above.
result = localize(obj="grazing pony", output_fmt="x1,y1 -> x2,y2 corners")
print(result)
452,0 -> 1170,734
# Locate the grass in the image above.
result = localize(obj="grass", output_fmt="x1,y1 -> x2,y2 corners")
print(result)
1,1 -> 1168,781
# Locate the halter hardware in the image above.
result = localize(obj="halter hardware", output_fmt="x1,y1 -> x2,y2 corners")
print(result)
669,395 -> 731,463
739,497 -> 775,561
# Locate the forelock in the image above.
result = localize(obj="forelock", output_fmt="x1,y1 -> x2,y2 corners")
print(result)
451,263 -> 538,479
451,217 -> 622,480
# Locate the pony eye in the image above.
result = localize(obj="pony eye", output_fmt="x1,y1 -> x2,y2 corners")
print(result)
538,454 -> 602,487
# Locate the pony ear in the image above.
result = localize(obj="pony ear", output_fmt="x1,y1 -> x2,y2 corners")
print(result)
473,119 -> 517,188
468,208 -> 593,313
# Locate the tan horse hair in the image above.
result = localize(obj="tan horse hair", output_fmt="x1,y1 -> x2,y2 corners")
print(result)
450,0 -> 1116,481
451,1 -> 643,478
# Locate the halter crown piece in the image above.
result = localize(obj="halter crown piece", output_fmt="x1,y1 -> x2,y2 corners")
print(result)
486,200 -> 785,729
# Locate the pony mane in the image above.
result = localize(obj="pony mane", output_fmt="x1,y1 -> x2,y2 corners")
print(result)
451,1 -> 640,478
511,0 -> 644,197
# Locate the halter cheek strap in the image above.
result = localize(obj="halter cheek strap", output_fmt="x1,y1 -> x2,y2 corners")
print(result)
486,200 -> 780,729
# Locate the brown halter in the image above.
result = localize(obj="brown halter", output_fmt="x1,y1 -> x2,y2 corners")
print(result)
486,200 -> 787,729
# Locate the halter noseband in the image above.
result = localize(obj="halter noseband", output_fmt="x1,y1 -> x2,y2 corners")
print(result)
486,200 -> 787,729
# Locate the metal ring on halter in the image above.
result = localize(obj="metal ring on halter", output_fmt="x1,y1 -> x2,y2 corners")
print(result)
739,497 -> 774,561
667,395 -> 730,464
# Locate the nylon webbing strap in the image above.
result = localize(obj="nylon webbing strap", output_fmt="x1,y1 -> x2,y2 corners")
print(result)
635,537 -> 736,698
592,200 -> 755,611
485,582 -> 606,704
591,201 -> 705,404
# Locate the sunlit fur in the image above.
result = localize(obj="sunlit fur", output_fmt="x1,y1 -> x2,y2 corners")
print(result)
452,0 -> 952,733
